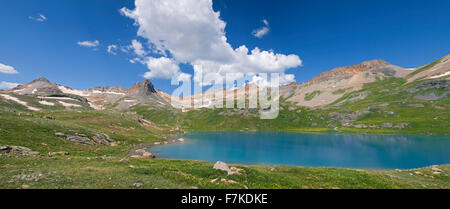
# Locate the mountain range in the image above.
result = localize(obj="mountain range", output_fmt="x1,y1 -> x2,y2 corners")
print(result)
2,54 -> 449,113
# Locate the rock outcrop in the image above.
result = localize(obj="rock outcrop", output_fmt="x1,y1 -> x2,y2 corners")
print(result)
66,134 -> 95,145
127,80 -> 157,97
62,133 -> 116,146
0,145 -> 40,156
92,133 -> 116,145
130,148 -> 155,159
213,161 -> 244,175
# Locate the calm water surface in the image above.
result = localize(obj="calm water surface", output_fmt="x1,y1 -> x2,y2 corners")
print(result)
149,132 -> 450,169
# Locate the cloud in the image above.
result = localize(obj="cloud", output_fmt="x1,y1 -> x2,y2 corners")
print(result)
131,40 -> 146,57
0,81 -> 20,90
107,44 -> 118,55
122,0 -> 301,84
252,19 -> 270,38
77,40 -> 100,48
29,13 -> 46,22
143,57 -> 180,79
0,63 -> 19,74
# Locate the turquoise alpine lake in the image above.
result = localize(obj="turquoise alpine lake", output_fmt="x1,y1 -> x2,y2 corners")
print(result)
149,132 -> 450,169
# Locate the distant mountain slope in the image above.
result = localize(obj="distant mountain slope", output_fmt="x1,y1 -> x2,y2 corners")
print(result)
407,54 -> 450,82
9,77 -> 63,96
286,59 -> 411,107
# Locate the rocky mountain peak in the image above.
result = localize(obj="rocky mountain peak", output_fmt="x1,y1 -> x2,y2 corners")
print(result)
30,77 -> 51,83
127,79 -> 157,96
9,77 -> 62,95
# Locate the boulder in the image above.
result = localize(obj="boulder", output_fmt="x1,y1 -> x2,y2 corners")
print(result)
44,116 -> 54,120
229,167 -> 244,175
131,149 -> 155,159
48,151 -> 69,157
54,132 -> 65,137
213,161 -> 243,175
66,134 -> 94,145
92,133 -> 115,145
431,166 -> 442,172
382,123 -> 393,128
394,123 -> 409,129
133,182 -> 143,188
213,161 -> 231,174
0,145 -> 39,156
141,151 -> 155,159
177,138 -> 185,142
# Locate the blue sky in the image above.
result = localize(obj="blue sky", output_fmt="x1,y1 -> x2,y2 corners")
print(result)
0,0 -> 449,92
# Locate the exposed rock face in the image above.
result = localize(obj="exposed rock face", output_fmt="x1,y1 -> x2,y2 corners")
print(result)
213,161 -> 231,173
88,86 -> 127,93
66,134 -> 95,145
127,80 -> 157,97
92,133 -> 115,145
414,92 -> 448,101
63,133 -> 116,146
328,109 -> 371,126
105,79 -> 169,109
279,82 -> 300,98
411,79 -> 449,101
0,145 -> 40,156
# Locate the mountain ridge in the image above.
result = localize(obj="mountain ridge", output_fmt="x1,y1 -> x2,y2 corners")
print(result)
2,55 -> 449,110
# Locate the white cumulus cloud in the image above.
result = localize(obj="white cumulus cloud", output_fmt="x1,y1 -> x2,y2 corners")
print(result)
77,40 -> 100,48
252,19 -> 270,38
0,81 -> 20,90
131,40 -> 146,57
121,0 -> 301,83
143,57 -> 180,79
0,63 -> 19,74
